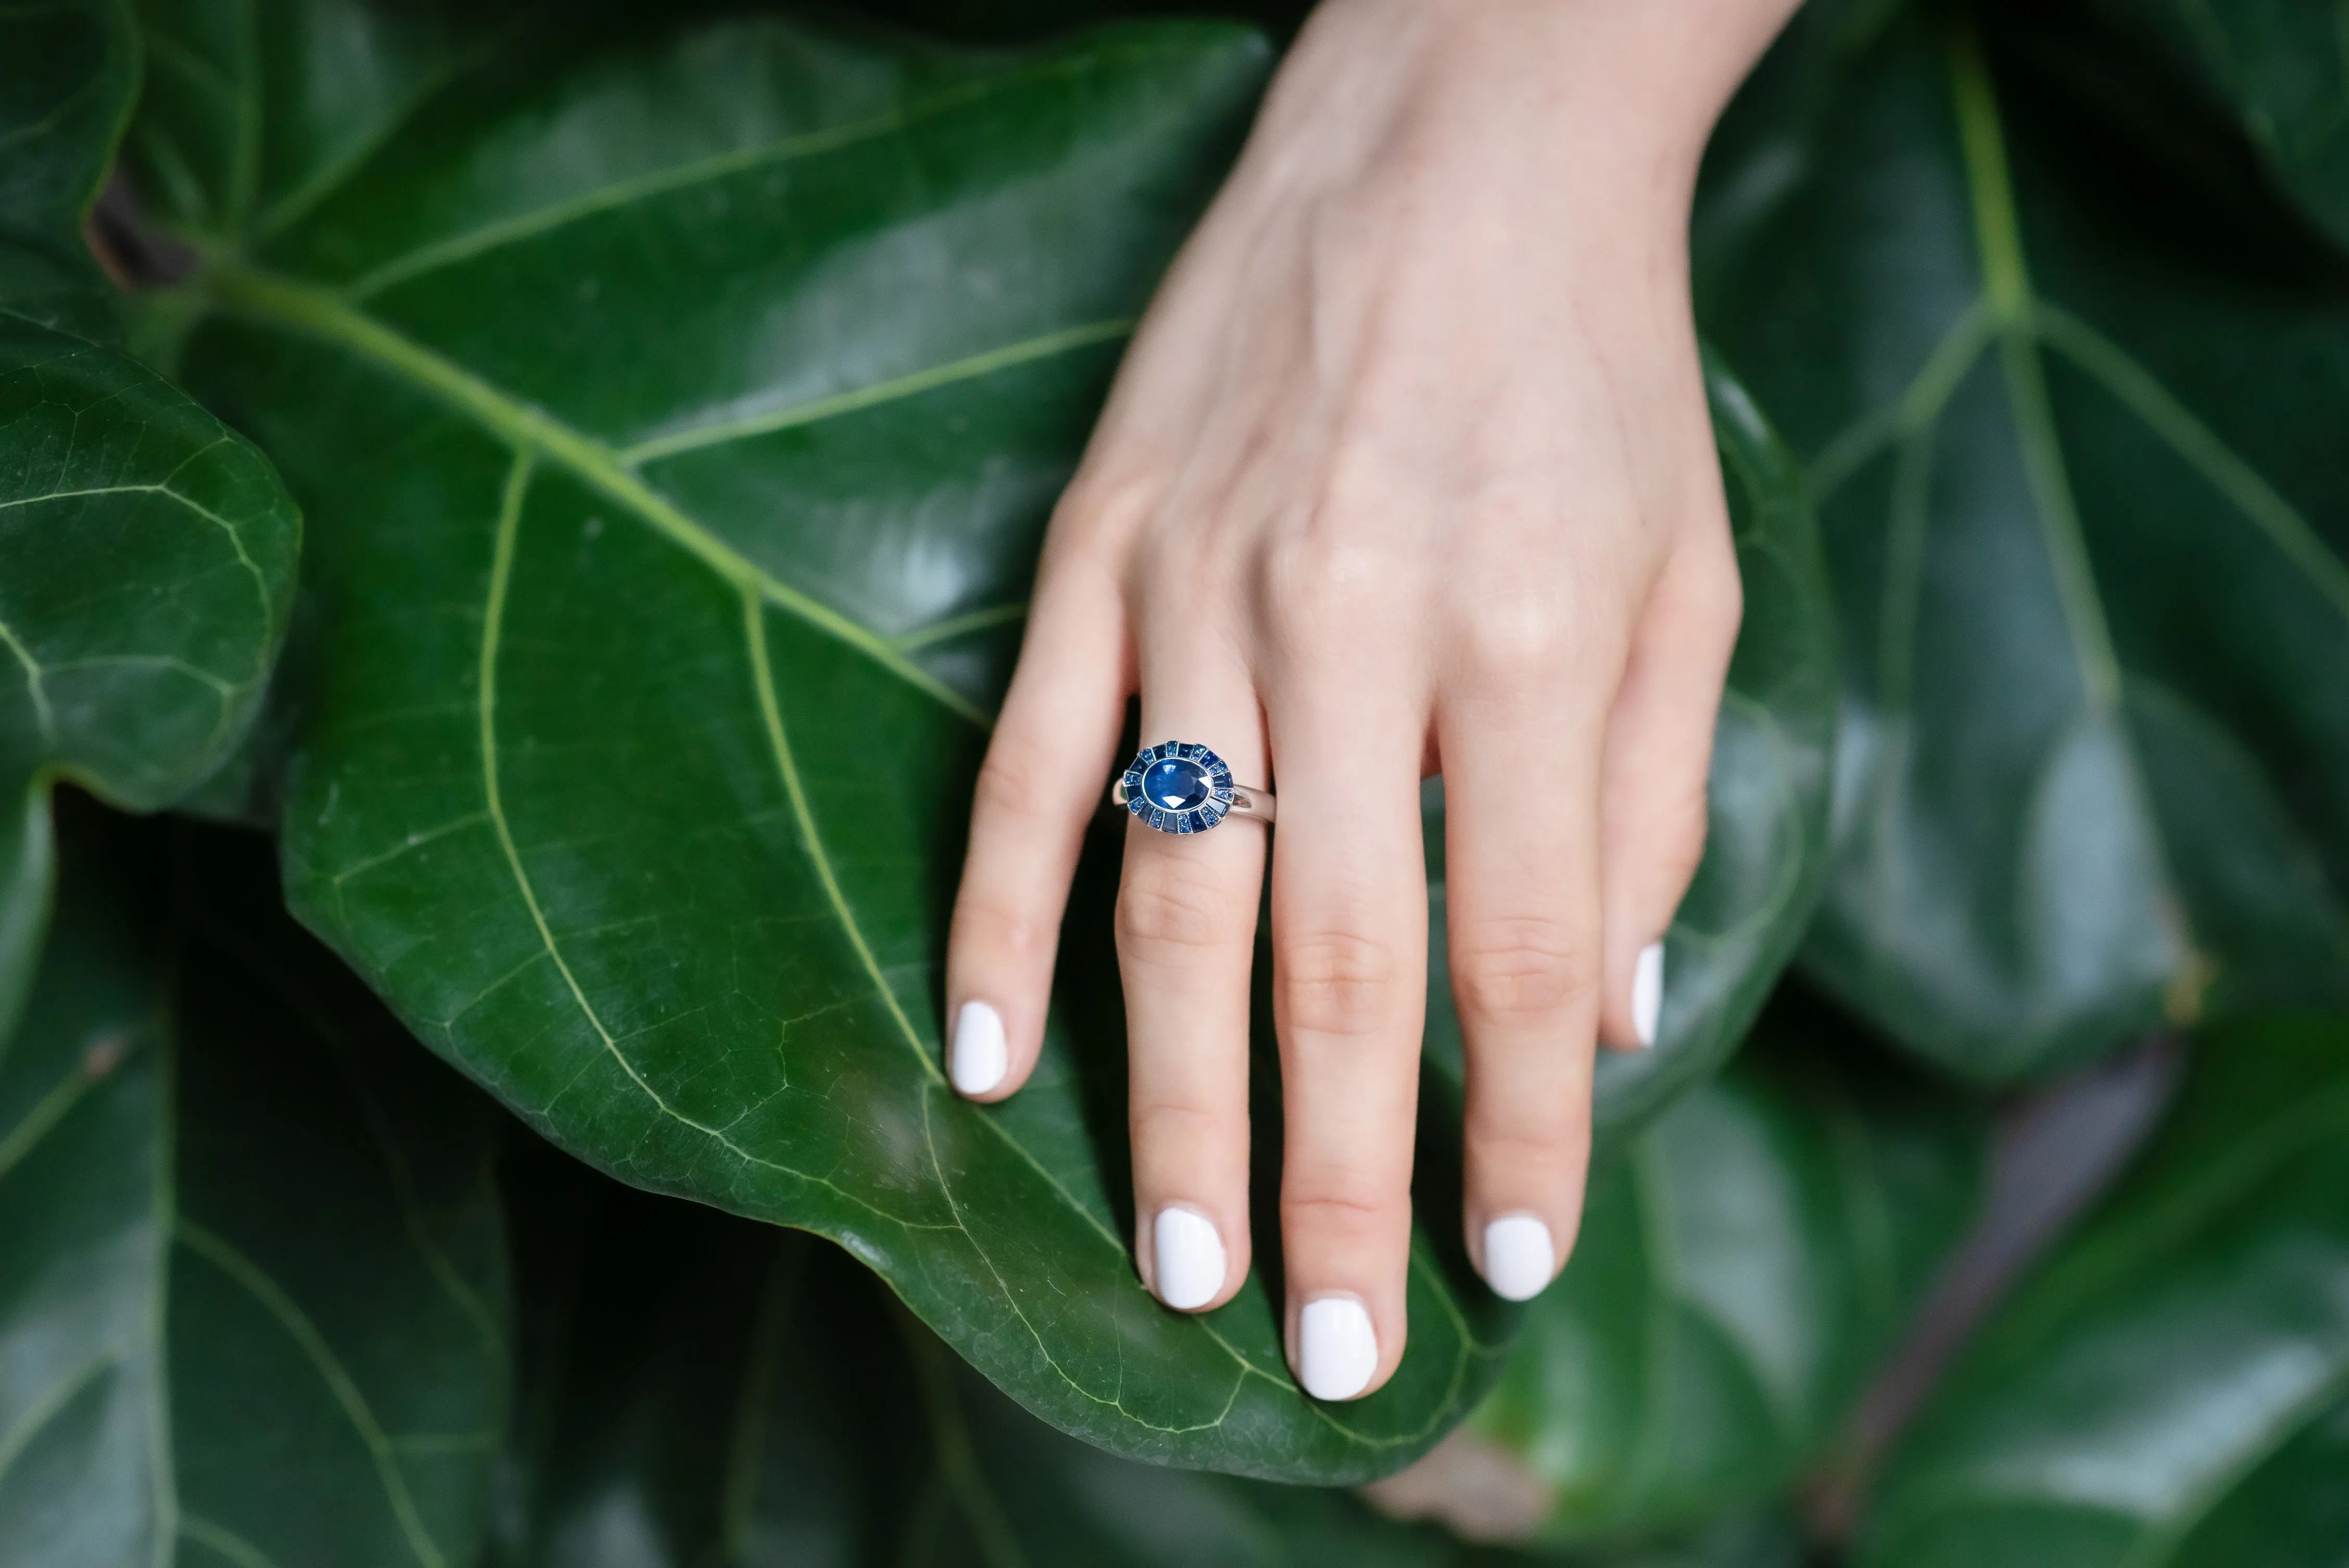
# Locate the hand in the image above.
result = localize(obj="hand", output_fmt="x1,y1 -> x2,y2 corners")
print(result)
943,0 -> 1792,1400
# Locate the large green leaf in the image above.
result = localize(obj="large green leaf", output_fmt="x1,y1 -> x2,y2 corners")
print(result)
490,1144 -> 1808,1568
0,811 -> 512,1564
1463,995 -> 1985,1546
1697,3 -> 2349,1080
0,0 -> 301,1039
2080,0 -> 2349,253
1861,1014 -> 2349,1566
137,0 -> 1830,1475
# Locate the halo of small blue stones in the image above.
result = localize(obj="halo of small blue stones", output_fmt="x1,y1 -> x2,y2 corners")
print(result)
1122,742 -> 1235,835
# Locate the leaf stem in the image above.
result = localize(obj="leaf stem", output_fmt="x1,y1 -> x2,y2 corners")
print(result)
1946,20 -> 2124,716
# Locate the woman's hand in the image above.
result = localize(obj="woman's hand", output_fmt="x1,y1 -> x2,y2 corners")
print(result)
943,0 -> 1794,1401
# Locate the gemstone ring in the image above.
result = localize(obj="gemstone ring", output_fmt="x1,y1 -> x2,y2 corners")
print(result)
1111,742 -> 1275,834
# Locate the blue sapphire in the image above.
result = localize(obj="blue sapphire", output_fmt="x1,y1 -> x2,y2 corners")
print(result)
1141,755 -> 1215,813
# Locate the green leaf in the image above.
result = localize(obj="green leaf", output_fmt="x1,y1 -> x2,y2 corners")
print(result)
0,0 -> 135,337
0,0 -> 302,1039
1861,1014 -> 2349,1566
0,811 -> 512,1564
142,1 -> 1830,1475
2079,0 -> 2349,254
1463,994 -> 1985,1545
1697,4 -> 2349,1080
491,1147 -> 1810,1568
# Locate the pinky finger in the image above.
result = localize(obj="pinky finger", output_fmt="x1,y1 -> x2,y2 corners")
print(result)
1595,525 -> 1741,1053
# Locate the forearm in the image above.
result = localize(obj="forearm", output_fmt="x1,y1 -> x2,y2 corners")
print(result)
1246,0 -> 1799,214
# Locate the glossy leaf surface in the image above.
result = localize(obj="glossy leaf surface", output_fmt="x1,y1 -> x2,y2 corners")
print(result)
1863,1014 -> 2349,1566
145,1 -> 1830,1474
0,813 -> 511,1564
490,1148 -> 1807,1568
1699,5 -> 2349,1079
0,0 -> 300,1038
1468,997 -> 1986,1544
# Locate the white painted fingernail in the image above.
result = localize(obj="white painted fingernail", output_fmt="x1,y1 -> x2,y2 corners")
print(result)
1633,942 -> 1665,1049
1151,1207 -> 1227,1310
1481,1214 -> 1556,1301
1297,1295 -> 1379,1401
949,1000 -> 1006,1095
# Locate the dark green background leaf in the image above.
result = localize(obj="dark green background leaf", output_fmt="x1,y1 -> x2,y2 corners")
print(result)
1863,1014 -> 2349,1566
0,811 -> 511,1564
0,0 -> 135,336
1698,3 -> 2349,1080
132,0 -> 1838,1476
2080,0 -> 2349,253
490,1145 -> 1810,1568
1467,995 -> 1985,1545
1,0 -> 301,1039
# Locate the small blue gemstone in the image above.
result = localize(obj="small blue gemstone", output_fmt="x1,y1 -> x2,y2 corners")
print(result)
1140,755 -> 1214,813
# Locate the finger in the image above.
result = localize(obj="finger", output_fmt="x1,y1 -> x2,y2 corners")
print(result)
944,539 -> 1130,1101
1265,651 -> 1429,1400
1118,613 -> 1266,1314
1595,520 -> 1741,1054
1438,603 -> 1620,1301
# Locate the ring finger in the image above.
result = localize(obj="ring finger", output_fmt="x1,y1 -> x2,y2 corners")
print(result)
1116,605 -> 1266,1315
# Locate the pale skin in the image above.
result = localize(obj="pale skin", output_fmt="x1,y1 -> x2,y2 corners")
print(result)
944,0 -> 1803,1400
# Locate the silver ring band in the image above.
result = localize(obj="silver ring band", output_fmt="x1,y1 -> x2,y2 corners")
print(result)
1112,775 -> 1276,825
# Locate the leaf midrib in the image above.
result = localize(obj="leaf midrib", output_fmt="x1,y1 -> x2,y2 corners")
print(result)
205,262 -> 987,725
1949,21 -> 2126,719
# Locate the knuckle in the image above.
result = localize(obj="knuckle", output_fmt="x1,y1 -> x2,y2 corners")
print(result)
971,743 -> 1056,828
1455,592 -> 1572,684
1129,1098 -> 1228,1142
1450,916 -> 1594,1025
1681,533 -> 1746,642
1653,781 -> 1712,891
1466,1117 -> 1582,1176
954,887 -> 1056,968
1282,1182 -> 1402,1238
1053,467 -> 1157,546
1116,861 -> 1245,955
1259,534 -> 1406,647
1278,929 -> 1407,1040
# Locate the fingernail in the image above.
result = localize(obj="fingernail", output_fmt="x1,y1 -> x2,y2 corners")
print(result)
949,1000 -> 1006,1095
1481,1214 -> 1556,1301
1151,1207 -> 1227,1310
1633,941 -> 1665,1049
1296,1295 -> 1379,1401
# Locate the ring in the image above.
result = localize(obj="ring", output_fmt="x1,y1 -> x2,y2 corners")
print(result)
1110,741 -> 1275,834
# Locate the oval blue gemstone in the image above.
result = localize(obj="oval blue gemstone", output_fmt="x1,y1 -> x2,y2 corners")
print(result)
1141,756 -> 1213,812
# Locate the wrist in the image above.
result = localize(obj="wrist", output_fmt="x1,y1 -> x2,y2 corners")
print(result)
1292,0 -> 1796,190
